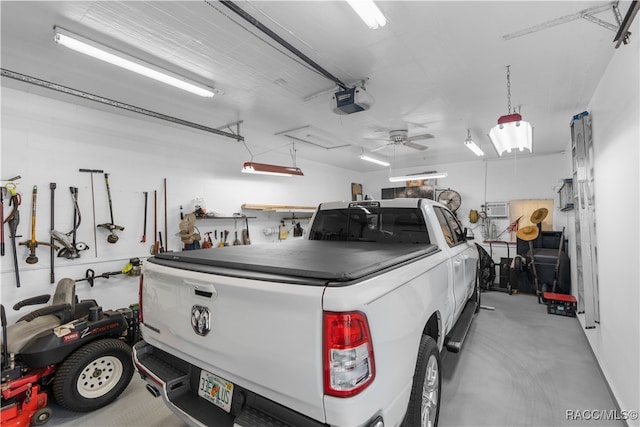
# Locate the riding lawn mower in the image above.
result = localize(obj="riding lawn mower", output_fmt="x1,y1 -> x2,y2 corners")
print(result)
1,278 -> 140,426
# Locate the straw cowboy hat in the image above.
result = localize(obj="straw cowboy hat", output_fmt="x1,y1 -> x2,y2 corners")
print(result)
517,225 -> 540,241
530,208 -> 548,224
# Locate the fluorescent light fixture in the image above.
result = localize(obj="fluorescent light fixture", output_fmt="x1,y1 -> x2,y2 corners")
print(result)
488,113 -> 533,156
360,153 -> 390,167
53,26 -> 215,98
464,130 -> 485,156
241,162 -> 304,177
389,172 -> 448,182
346,0 -> 387,29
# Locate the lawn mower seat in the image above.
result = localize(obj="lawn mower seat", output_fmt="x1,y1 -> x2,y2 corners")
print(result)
5,278 -> 77,355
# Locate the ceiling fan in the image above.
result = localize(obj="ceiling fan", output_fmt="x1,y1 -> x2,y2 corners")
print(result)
369,129 -> 434,152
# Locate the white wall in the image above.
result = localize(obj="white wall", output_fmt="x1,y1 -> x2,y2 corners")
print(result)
361,153 -> 571,260
581,17 -> 639,419
0,87 -> 358,324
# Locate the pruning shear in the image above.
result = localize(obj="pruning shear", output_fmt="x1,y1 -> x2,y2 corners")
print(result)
3,183 -> 21,224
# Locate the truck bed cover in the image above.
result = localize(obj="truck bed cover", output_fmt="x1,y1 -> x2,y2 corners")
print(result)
150,240 -> 438,283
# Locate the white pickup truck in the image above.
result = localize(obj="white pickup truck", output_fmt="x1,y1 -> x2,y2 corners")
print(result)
133,198 -> 479,427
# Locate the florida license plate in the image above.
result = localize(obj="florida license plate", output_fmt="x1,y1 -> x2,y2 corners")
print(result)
198,369 -> 233,413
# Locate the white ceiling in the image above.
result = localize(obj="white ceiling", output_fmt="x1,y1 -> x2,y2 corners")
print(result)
1,1 -> 629,172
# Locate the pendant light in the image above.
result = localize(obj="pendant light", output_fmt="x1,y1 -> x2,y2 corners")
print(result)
241,142 -> 304,177
488,66 -> 533,156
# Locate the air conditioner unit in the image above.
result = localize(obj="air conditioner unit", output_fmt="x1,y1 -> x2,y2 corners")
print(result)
485,202 -> 509,218
331,87 -> 374,115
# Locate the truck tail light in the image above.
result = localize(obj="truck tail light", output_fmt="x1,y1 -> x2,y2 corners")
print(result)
138,274 -> 144,323
323,311 -> 375,397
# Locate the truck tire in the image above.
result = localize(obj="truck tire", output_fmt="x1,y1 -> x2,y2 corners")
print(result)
52,338 -> 134,412
402,335 -> 441,427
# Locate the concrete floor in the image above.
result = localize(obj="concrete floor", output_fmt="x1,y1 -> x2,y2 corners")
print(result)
439,292 -> 621,426
46,292 -> 620,426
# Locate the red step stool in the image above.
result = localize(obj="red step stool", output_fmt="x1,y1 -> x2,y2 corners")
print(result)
543,292 -> 577,317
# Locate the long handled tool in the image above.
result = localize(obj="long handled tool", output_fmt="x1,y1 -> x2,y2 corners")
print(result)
163,178 -> 168,252
242,216 -> 251,245
97,173 -> 124,243
1,186 -> 5,256
50,183 -> 56,283
52,187 -> 89,259
550,227 -> 566,293
79,168 -> 103,256
158,231 -> 165,253
141,191 -> 148,243
233,219 -> 241,246
151,190 -> 159,255
19,186 -> 58,265
4,183 -> 21,287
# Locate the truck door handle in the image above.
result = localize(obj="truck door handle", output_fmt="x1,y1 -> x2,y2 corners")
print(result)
195,289 -> 213,298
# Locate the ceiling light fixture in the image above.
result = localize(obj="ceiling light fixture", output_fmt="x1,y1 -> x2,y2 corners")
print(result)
241,141 -> 304,177
464,129 -> 484,156
346,0 -> 387,29
389,172 -> 448,182
488,65 -> 533,156
360,152 -> 390,167
241,162 -> 304,177
53,26 -> 216,98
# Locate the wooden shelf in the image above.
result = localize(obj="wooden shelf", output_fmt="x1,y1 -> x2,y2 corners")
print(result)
196,216 -> 255,220
241,204 -> 316,213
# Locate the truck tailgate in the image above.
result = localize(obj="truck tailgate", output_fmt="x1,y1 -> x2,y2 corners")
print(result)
140,261 -> 326,422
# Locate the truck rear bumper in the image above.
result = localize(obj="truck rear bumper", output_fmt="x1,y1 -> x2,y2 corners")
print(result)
132,340 -> 325,427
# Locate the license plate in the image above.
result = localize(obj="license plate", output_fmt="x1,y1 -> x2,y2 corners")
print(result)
198,369 -> 233,413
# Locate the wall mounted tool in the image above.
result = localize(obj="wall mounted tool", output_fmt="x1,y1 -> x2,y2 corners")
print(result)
163,178 -> 168,252
4,182 -> 21,287
97,173 -> 124,243
49,183 -> 56,283
79,168 -> 103,256
19,186 -> 59,265
141,191 -> 148,243
1,185 -> 4,257
151,190 -> 159,255
52,187 -> 89,260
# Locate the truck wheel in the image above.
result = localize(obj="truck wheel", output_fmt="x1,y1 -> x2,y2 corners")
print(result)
52,338 -> 134,412
402,335 -> 441,427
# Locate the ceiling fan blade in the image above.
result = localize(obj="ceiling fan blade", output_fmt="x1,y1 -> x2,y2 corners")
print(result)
404,141 -> 429,151
407,133 -> 435,142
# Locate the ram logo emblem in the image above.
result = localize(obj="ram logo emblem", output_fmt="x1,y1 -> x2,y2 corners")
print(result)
191,305 -> 211,336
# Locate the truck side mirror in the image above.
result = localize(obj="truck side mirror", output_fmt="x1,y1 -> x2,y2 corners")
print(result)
464,227 -> 475,240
